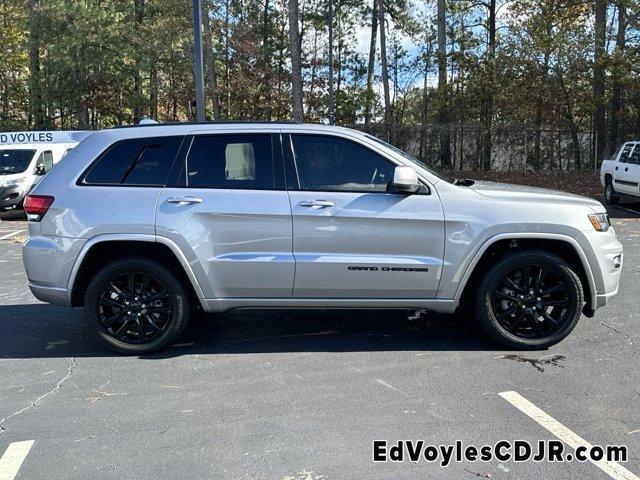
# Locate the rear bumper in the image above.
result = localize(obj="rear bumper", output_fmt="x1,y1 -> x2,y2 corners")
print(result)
28,282 -> 72,306
22,234 -> 87,306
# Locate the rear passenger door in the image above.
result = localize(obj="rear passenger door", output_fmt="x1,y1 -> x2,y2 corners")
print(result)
156,133 -> 294,300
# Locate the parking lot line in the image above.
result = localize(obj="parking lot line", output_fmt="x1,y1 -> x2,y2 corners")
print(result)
0,440 -> 34,480
499,391 -> 639,480
0,231 -> 25,241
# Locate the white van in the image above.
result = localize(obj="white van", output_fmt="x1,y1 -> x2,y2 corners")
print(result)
0,131 -> 91,212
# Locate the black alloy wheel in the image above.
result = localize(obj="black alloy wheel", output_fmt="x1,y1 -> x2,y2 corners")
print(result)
84,257 -> 191,354
474,250 -> 583,349
98,271 -> 172,344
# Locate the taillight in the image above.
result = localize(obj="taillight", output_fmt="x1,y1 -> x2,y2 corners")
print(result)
23,195 -> 54,221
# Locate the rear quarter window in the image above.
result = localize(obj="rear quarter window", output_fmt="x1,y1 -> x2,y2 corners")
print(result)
82,136 -> 183,186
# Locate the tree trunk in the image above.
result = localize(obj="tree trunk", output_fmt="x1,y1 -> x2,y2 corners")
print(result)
609,0 -> 626,153
436,0 -> 451,168
377,0 -> 392,139
150,54 -> 158,120
288,0 -> 303,122
28,0 -> 45,129
203,0 -> 222,120
364,0 -> 377,128
133,0 -> 144,123
592,0 -> 607,163
480,0 -> 495,171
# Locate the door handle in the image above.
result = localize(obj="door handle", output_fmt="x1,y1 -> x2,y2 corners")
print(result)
615,166 -> 618,170
625,167 -> 629,172
300,199 -> 334,208
167,196 -> 203,205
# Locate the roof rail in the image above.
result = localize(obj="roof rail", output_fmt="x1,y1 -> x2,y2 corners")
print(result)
110,120 -> 302,129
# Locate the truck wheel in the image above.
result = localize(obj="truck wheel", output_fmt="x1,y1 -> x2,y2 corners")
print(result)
84,257 -> 191,355
604,180 -> 620,205
473,250 -> 583,349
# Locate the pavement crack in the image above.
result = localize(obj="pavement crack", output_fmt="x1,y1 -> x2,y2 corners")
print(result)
0,357 -> 77,433
498,354 -> 566,373
600,321 -> 640,354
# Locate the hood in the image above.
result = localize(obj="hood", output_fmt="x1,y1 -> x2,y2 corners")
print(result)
470,180 -> 604,209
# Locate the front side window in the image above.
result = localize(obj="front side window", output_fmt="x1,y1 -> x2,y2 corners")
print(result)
291,135 -> 395,192
619,144 -> 634,163
83,136 -> 182,186
181,134 -> 274,189
0,149 -> 36,175
35,151 -> 54,173
626,145 -> 640,165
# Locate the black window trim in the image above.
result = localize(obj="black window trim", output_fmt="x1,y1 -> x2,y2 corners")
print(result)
77,135 -> 187,187
166,132 -> 286,191
285,133 -> 430,195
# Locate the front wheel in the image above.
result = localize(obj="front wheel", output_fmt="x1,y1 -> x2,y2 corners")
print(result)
473,250 -> 583,349
84,257 -> 191,355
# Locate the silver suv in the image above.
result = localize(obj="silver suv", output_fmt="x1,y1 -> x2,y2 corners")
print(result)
22,123 -> 623,354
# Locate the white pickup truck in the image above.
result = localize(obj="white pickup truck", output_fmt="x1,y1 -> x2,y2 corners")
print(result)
600,141 -> 640,205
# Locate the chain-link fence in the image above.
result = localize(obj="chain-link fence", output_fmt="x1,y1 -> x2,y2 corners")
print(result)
352,124 -> 599,172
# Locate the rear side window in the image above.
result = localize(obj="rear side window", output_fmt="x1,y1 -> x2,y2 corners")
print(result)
177,134 -> 275,189
628,145 -> 640,165
83,136 -> 182,186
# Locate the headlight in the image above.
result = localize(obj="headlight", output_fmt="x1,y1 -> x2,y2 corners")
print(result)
588,212 -> 610,232
2,177 -> 25,188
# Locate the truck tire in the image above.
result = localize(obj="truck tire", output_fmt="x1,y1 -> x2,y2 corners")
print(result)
604,179 -> 620,205
84,256 -> 191,355
473,249 -> 583,349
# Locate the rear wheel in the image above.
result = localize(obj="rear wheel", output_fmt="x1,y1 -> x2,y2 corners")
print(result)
604,179 -> 620,205
473,250 -> 583,349
84,257 -> 191,354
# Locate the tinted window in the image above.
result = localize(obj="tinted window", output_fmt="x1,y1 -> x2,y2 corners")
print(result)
181,135 -> 274,189
84,137 -> 182,186
291,135 -> 395,192
628,145 -> 640,165
0,149 -> 35,175
619,144 -> 633,163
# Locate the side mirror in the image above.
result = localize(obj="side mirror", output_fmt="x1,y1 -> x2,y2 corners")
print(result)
389,166 -> 421,194
34,164 -> 46,176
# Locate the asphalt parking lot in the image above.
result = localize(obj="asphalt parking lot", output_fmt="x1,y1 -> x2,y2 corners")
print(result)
1,206 -> 639,480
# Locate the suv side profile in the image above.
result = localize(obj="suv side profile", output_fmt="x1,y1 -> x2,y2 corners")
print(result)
22,123 -> 623,354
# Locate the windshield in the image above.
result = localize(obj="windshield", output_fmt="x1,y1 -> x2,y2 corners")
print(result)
0,149 -> 36,175
364,134 -> 454,183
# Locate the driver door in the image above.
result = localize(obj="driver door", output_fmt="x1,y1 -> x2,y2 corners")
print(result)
285,133 -> 445,298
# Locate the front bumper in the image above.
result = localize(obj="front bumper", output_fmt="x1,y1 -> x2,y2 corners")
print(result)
581,227 -> 623,311
0,186 -> 26,210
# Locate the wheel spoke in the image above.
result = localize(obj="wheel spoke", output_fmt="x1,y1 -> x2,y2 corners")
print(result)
145,315 -> 162,332
127,272 -> 135,295
507,311 -> 528,333
541,284 -> 565,295
541,310 -> 559,325
534,267 -> 547,291
100,297 -> 124,309
135,319 -> 146,342
146,291 -> 168,303
147,305 -> 171,313
521,265 -> 531,288
141,275 -> 151,297
540,298 -> 568,307
114,318 -> 132,338
494,290 -> 520,303
103,311 -> 125,328
109,282 -> 127,298
496,305 -> 517,321
503,276 -> 522,292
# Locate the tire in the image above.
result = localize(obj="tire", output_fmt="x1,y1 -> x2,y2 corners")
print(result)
473,249 -> 583,349
84,256 -> 191,355
604,179 -> 620,205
